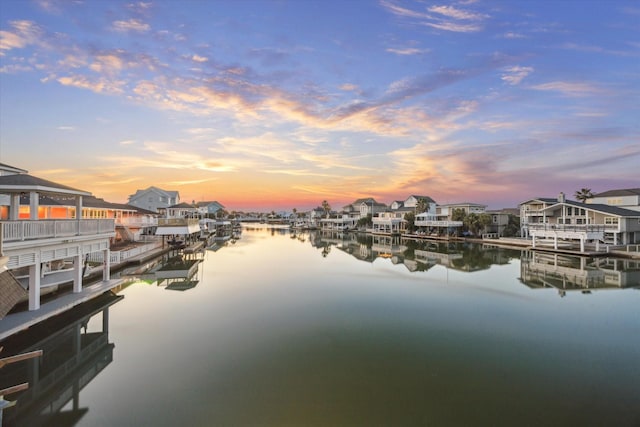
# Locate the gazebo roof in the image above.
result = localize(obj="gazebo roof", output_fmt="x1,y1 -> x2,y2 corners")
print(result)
0,174 -> 91,196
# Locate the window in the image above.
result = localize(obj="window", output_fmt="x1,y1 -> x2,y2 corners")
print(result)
604,217 -> 619,225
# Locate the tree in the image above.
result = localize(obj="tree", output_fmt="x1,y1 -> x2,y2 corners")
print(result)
415,198 -> 429,214
357,214 -> 372,228
574,188 -> 593,202
404,211 -> 416,233
321,200 -> 331,218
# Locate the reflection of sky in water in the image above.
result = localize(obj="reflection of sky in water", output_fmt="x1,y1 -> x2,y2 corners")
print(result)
75,228 -> 639,426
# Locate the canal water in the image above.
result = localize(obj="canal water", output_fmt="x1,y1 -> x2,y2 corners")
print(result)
2,225 -> 640,426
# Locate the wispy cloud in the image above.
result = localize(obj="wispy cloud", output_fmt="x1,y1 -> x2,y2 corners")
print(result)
112,19 -> 150,33
381,0 -> 488,33
57,126 -> 75,131
501,66 -> 533,85
386,47 -> 430,55
530,81 -> 604,97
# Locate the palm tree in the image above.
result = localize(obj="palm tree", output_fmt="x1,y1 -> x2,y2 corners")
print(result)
415,198 -> 428,214
574,188 -> 594,202
321,200 -> 331,218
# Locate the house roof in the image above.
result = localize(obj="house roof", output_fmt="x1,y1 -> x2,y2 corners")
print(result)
592,188 -> 640,198
194,200 -> 225,209
0,174 -> 91,196
0,162 -> 28,175
519,197 -> 559,206
129,186 -> 179,199
439,202 -> 487,208
542,201 -> 640,217
407,195 -> 436,203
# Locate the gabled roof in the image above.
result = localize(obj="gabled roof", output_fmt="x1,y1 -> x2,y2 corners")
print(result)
519,197 -> 558,206
129,186 -> 179,199
592,188 -> 640,198
195,200 -> 225,209
407,195 -> 436,203
0,174 -> 91,196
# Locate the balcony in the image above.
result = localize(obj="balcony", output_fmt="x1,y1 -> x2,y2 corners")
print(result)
527,223 -> 618,232
1,219 -> 115,247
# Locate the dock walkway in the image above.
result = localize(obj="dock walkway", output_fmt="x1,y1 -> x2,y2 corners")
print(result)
0,279 -> 123,341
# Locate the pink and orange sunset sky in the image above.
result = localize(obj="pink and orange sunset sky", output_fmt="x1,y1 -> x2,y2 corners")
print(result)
1,0 -> 638,211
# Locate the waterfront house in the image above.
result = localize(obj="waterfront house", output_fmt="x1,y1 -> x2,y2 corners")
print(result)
194,200 -> 225,217
436,202 -> 487,219
520,192 -> 640,251
403,195 -> 437,212
342,198 -> 387,219
586,188 -> 640,212
163,202 -> 199,219
372,210 -> 407,235
0,171 -> 115,312
128,186 -> 179,213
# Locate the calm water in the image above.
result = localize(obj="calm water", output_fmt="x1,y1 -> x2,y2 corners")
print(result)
2,226 -> 640,426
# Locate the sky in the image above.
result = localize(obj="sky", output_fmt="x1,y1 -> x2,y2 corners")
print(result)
0,0 -> 638,212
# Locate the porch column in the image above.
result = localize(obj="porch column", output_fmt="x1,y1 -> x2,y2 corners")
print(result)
532,234 -> 536,248
10,194 -> 20,220
614,233 -> 618,245
28,259 -> 41,311
73,253 -> 83,293
554,233 -> 558,250
102,248 -> 110,281
29,191 -> 39,220
580,236 -> 585,253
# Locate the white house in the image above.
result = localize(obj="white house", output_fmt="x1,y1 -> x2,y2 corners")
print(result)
128,186 -> 179,213
0,170 -> 116,312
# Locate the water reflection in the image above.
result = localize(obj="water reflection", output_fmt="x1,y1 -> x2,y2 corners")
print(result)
0,293 -> 122,427
520,251 -> 640,295
311,230 -> 640,292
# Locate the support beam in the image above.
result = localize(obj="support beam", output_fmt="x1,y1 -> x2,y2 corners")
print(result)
73,254 -> 83,293
28,262 -> 41,311
102,248 -> 110,281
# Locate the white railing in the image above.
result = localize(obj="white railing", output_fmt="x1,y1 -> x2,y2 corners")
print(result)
86,241 -> 163,265
157,218 -> 200,227
1,219 -> 115,243
527,223 -> 617,232
414,220 -> 463,227
116,217 -> 158,227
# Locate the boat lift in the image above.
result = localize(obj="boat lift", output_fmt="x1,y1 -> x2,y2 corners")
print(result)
0,347 -> 43,424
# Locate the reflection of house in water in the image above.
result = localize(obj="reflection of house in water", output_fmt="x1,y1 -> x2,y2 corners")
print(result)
520,251 -> 640,295
155,255 -> 201,291
0,292 -> 122,427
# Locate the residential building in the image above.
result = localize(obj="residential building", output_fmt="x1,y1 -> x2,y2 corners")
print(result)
520,192 -> 640,251
128,186 -> 179,213
0,170 -> 116,312
342,198 -> 387,219
403,195 -> 436,213
586,188 -> 640,212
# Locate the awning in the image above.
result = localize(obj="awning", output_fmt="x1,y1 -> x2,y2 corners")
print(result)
155,225 -> 200,235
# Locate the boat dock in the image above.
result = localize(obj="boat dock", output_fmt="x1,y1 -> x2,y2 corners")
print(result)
0,279 -> 123,341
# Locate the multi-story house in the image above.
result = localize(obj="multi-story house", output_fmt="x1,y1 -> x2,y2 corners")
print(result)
0,167 -> 116,313
520,192 -> 640,251
128,187 -> 179,213
586,188 -> 640,212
